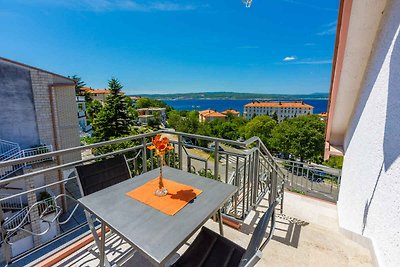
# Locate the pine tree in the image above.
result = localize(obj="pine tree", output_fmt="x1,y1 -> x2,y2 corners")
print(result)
92,78 -> 133,141
69,75 -> 86,95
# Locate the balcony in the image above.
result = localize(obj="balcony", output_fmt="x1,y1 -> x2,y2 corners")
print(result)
0,131 -> 371,266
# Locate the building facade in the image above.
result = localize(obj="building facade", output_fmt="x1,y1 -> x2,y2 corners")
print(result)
325,1 -> 399,266
137,107 -> 167,125
76,96 -> 92,137
243,101 -> 313,122
198,110 -> 226,123
0,57 -> 81,259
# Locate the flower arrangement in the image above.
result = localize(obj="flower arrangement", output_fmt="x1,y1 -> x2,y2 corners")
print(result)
148,134 -> 174,196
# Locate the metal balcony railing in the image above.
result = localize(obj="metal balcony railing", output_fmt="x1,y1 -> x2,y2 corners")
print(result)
0,140 -> 20,161
276,159 -> 341,202
0,145 -> 53,179
0,130 -> 285,264
0,194 -> 24,211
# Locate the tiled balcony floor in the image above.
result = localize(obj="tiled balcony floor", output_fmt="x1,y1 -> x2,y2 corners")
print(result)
51,192 -> 373,267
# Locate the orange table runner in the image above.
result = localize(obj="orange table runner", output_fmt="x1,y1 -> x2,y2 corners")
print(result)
126,178 -> 202,216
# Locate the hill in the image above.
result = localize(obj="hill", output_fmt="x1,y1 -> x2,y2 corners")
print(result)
132,91 -> 329,100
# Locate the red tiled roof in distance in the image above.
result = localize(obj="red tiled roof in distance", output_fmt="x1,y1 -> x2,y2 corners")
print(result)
203,111 -> 226,117
319,112 -> 328,117
81,87 -> 112,94
244,101 -> 314,108
222,109 -> 240,115
199,109 -> 214,115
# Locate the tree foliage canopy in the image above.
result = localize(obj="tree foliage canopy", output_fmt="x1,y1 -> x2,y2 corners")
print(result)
270,115 -> 325,162
135,97 -> 172,112
69,75 -> 86,95
92,78 -> 134,141
241,115 -> 277,146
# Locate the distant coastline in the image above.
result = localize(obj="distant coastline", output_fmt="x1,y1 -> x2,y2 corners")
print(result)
162,99 -> 329,115
133,91 -> 329,101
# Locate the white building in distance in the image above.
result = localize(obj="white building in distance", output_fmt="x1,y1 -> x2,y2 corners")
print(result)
243,101 -> 314,122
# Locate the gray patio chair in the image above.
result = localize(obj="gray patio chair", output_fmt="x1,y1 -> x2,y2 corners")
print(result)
76,154 -> 134,265
172,200 -> 279,267
76,154 -> 132,196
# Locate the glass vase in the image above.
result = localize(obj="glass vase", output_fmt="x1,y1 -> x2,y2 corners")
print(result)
154,153 -> 168,197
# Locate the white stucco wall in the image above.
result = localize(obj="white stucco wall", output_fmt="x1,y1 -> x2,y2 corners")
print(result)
338,1 -> 400,266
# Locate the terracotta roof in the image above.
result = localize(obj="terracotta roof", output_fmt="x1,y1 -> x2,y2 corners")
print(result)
199,109 -> 214,115
90,89 -> 111,94
222,109 -> 240,115
319,112 -> 328,117
203,111 -> 226,117
244,101 -> 314,108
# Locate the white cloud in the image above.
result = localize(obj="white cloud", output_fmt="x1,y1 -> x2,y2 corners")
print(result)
283,56 -> 297,61
291,60 -> 332,65
317,21 -> 337,36
31,0 -> 199,12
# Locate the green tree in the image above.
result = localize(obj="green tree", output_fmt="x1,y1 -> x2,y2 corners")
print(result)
69,75 -> 86,95
241,115 -> 277,146
135,97 -> 173,112
86,100 -> 102,124
178,111 -> 199,134
167,110 -> 183,129
323,156 -> 343,169
270,115 -> 325,162
272,112 -> 278,122
92,78 -> 133,141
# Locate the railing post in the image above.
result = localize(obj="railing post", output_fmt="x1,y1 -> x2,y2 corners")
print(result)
214,141 -> 219,181
142,137 -> 147,173
178,135 -> 183,170
269,167 -> 277,207
252,140 -> 260,206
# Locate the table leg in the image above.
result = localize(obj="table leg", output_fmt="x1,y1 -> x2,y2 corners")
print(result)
100,222 -> 106,267
84,210 -> 111,267
217,209 -> 224,236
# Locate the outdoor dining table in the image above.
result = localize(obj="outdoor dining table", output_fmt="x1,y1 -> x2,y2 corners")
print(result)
78,166 -> 238,267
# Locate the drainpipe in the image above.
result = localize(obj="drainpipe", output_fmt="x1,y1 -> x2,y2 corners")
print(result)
48,85 -> 67,212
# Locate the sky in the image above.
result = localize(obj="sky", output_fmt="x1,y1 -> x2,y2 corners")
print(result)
0,0 -> 339,95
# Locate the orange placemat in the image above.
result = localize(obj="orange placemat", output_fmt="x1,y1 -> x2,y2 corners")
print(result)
126,178 -> 202,216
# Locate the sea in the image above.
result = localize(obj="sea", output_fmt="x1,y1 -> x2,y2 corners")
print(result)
164,99 -> 329,115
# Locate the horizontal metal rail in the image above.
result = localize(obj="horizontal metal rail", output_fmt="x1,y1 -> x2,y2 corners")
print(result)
0,131 -> 285,265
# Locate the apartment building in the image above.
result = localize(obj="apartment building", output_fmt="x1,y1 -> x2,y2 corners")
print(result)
81,87 -> 112,103
0,57 -> 81,258
198,109 -> 227,123
76,96 -> 92,137
243,101 -> 314,122
137,107 -> 167,125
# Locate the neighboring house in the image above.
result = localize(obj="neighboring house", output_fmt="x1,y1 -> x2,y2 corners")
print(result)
221,109 -> 240,117
0,57 -> 81,258
81,87 -> 112,104
137,107 -> 166,125
325,0 -> 399,266
130,96 -> 141,107
198,110 -> 226,123
243,101 -> 313,122
76,96 -> 92,137
319,112 -> 328,121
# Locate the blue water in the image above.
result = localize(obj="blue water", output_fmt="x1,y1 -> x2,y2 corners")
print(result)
164,99 -> 328,114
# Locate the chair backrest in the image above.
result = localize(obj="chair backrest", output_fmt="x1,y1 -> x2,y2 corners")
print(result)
239,200 -> 278,267
76,154 -> 131,196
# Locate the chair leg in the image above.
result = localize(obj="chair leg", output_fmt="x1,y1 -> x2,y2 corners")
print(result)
217,209 -> 224,237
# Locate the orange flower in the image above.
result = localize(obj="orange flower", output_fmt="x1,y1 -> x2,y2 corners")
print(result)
148,134 -> 174,154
